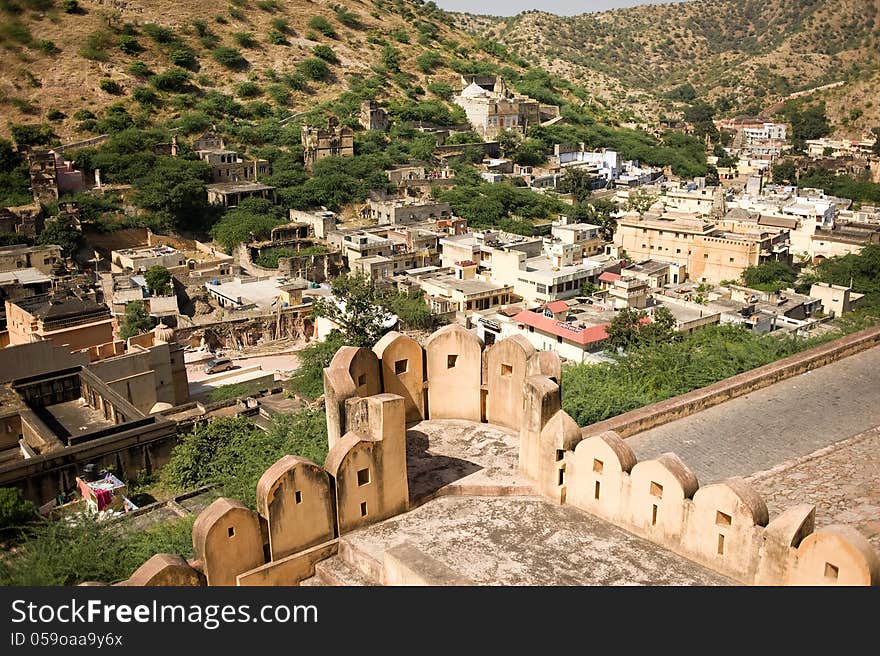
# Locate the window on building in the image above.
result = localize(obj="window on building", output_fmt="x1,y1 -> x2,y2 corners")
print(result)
447,354 -> 458,368
357,468 -> 371,486
650,481 -> 663,497
501,363 -> 513,377
394,359 -> 408,375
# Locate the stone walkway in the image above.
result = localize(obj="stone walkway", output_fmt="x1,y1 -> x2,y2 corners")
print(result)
747,426 -> 880,550
624,345 -> 880,484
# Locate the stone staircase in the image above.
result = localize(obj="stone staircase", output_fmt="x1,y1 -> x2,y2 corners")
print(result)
299,537 -> 385,586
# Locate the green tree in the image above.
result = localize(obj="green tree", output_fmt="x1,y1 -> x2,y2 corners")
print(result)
558,167 -> 594,204
133,157 -> 211,229
772,161 -> 796,185
210,197 -> 284,252
311,273 -> 394,346
36,221 -> 82,258
741,260 -> 797,292
118,300 -> 154,340
0,487 -> 36,533
144,265 -> 171,296
287,330 -> 345,399
605,307 -> 647,351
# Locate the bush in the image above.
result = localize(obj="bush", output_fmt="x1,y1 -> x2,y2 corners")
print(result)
37,39 -> 59,55
270,17 -> 290,33
142,23 -> 176,45
161,411 -> 328,508
308,15 -> 337,39
98,78 -> 123,95
416,50 -> 443,73
62,0 -> 79,13
427,81 -> 453,99
233,31 -> 257,48
192,19 -> 209,37
212,46 -> 247,70
333,6 -> 361,29
267,29 -> 288,45
150,68 -> 190,92
79,30 -> 113,61
0,20 -> 32,45
46,109 -> 65,121
128,60 -> 152,77
297,57 -> 330,82
117,35 -> 143,55
236,81 -> 262,98
0,515 -> 195,586
169,48 -> 198,70
312,44 -> 338,63
0,487 -> 36,533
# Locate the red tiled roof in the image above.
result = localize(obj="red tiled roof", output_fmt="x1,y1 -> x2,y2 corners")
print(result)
512,310 -> 610,346
598,271 -> 621,283
512,310 -> 651,347
543,300 -> 570,313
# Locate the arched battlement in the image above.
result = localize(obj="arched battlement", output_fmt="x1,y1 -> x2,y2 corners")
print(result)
323,346 -> 381,447
192,498 -> 264,586
373,331 -> 425,422
424,324 -> 483,421
256,455 -> 335,561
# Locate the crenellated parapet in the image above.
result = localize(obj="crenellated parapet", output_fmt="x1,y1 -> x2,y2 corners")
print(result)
121,326 -> 879,586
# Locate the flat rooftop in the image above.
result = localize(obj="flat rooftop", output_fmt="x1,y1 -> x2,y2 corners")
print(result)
421,274 -> 508,296
206,182 -> 275,194
337,418 -> 732,585
206,277 -> 288,310
0,268 -> 51,285
344,496 -> 731,585
42,400 -> 114,440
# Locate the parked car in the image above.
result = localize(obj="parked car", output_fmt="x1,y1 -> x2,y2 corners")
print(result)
204,357 -> 234,374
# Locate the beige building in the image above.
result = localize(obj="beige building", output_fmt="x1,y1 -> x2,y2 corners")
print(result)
301,118 -> 354,170
614,210 -> 790,285
0,244 -> 63,275
5,294 -> 115,351
404,266 -> 513,314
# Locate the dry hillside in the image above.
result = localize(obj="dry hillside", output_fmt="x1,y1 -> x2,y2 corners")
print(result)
0,0 -> 530,141
458,0 -> 880,131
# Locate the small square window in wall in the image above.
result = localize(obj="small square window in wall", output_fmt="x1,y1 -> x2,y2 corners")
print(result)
824,562 -> 839,581
360,501 -> 368,517
295,491 -> 302,504
357,468 -> 371,486
717,533 -> 725,555
501,363 -> 513,377
447,354 -> 458,368
227,526 -> 235,538
357,374 -> 367,387
593,458 -> 604,473
716,510 -> 732,526
650,481 -> 664,498
394,359 -> 408,375
555,449 -> 565,462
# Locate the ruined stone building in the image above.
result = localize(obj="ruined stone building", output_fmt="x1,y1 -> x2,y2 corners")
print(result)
301,118 -> 354,171
360,101 -> 389,131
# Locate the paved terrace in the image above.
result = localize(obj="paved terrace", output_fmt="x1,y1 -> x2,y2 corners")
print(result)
370,419 -> 732,585
624,344 -> 880,485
